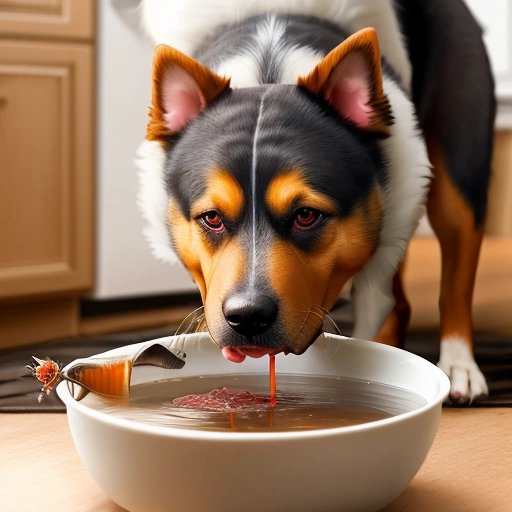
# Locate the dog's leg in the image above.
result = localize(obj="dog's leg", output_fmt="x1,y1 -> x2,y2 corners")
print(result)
426,141 -> 488,402
351,255 -> 399,343
375,261 -> 410,348
394,0 -> 495,402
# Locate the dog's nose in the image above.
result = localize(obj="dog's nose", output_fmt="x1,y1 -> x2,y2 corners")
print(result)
223,293 -> 278,336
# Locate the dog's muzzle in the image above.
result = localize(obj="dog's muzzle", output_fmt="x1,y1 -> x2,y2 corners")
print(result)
222,292 -> 278,337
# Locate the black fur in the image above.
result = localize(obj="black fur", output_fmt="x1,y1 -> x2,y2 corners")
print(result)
160,9 -> 495,356
395,0 -> 496,225
165,84 -> 386,233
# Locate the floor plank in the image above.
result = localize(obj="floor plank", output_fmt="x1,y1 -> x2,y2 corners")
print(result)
406,237 -> 512,335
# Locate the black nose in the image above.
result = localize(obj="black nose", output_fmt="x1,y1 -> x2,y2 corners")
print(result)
223,293 -> 278,337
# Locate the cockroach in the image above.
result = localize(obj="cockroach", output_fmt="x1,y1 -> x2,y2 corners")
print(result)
26,356 -> 62,403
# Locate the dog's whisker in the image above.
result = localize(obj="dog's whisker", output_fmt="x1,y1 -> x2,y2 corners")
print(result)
289,304 -> 327,317
310,303 -> 329,314
289,308 -> 325,340
306,304 -> 343,335
305,305 -> 331,325
306,310 -> 326,322
322,313 -> 343,336
289,304 -> 343,336
174,307 -> 227,350
289,307 -> 316,315
174,306 -> 207,336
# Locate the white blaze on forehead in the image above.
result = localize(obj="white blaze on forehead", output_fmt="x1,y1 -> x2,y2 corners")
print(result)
215,15 -> 324,88
249,90 -> 269,287
253,15 -> 287,65
216,55 -> 260,88
216,46 -> 324,89
279,46 -> 324,84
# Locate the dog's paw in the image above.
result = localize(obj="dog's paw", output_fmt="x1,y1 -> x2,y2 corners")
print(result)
437,338 -> 488,404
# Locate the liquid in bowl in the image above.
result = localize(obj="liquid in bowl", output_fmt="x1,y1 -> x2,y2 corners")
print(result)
80,373 -> 427,432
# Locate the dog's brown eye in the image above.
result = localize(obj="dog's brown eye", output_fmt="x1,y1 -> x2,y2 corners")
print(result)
293,208 -> 321,231
201,210 -> 225,232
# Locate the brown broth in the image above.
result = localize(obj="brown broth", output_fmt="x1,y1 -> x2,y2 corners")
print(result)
81,374 -> 426,433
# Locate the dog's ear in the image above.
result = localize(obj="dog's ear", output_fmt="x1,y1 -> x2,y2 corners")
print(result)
298,28 -> 393,135
147,45 -> 231,140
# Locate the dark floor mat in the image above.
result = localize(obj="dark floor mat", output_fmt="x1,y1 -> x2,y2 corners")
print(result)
1,307 -> 511,411
0,326 -> 175,412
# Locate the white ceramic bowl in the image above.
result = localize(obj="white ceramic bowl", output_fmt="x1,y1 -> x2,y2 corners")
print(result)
57,333 -> 449,512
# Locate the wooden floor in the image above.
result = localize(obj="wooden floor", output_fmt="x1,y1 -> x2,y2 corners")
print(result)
405,236 -> 512,335
2,409 -> 512,511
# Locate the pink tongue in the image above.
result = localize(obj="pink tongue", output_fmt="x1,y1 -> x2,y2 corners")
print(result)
222,347 -> 246,363
221,346 -> 277,363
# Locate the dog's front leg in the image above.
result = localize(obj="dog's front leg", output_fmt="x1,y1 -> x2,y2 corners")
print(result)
350,249 -> 400,341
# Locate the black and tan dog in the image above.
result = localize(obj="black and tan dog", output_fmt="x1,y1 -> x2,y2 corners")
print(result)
136,0 -> 495,402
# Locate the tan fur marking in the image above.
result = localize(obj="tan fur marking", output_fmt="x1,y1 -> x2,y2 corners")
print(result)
267,189 -> 383,353
297,27 -> 392,135
426,139 -> 484,346
376,261 -> 410,348
266,170 -> 338,217
147,45 -> 230,141
191,169 -> 244,222
168,200 -> 245,341
167,203 -> 207,299
202,239 -> 245,343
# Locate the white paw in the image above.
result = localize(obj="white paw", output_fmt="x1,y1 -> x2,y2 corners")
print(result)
437,338 -> 488,403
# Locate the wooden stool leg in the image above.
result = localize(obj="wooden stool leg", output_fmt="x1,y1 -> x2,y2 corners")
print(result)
426,142 -> 488,402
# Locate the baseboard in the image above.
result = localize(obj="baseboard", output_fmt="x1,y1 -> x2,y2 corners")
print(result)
0,298 -> 79,349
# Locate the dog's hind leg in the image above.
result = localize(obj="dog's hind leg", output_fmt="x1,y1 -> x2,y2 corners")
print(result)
375,261 -> 410,349
426,141 -> 488,403
395,0 -> 495,402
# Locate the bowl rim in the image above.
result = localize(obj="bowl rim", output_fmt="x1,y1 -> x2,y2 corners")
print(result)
57,336 -> 450,442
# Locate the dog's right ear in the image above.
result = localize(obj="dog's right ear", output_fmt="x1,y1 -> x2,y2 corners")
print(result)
146,45 -> 231,141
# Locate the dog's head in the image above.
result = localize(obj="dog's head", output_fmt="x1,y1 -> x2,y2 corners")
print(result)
145,29 -> 392,361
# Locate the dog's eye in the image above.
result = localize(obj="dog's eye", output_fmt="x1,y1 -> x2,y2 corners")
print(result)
201,210 -> 225,232
293,208 -> 321,231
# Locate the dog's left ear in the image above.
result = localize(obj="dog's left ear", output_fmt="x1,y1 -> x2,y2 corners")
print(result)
147,45 -> 231,141
298,27 -> 393,135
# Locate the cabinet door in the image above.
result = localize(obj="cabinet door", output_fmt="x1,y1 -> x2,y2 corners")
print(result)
0,39 -> 93,299
0,0 -> 94,40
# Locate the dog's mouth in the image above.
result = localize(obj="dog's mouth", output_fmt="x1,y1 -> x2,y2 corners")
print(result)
176,304 -> 336,363
221,346 -> 286,363
216,303 -> 334,362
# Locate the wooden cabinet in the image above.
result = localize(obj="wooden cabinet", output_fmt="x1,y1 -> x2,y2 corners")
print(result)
0,39 -> 93,298
0,0 -> 93,40
0,1 -> 94,347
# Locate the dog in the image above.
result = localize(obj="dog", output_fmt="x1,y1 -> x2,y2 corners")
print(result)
136,0 -> 495,403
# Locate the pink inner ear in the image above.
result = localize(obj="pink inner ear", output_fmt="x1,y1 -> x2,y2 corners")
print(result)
161,65 -> 206,133
325,52 -> 372,128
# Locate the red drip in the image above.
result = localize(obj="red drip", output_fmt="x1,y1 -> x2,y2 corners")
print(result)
269,354 -> 276,407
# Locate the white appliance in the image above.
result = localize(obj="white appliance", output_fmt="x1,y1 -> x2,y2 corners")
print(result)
465,0 -> 512,128
94,0 -> 196,299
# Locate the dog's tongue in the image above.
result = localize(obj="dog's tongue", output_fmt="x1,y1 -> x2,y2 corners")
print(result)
221,346 -> 278,363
